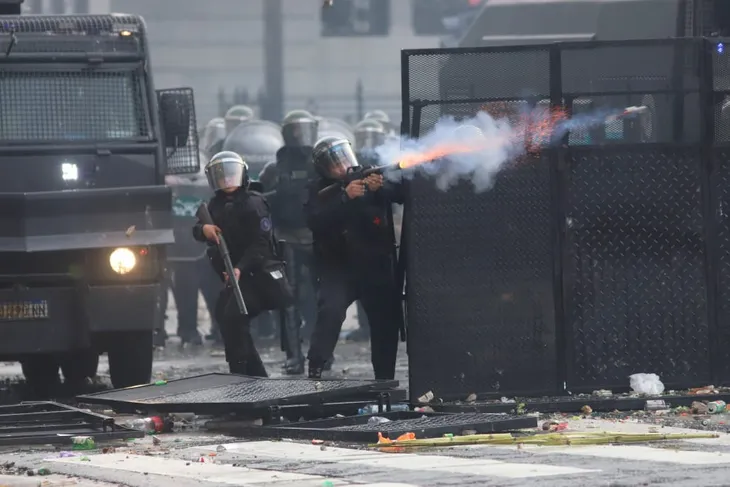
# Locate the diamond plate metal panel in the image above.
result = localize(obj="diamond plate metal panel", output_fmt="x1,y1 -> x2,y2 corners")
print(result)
714,148 -> 730,383
564,146 -> 710,391
77,373 -> 399,411
256,411 -> 538,442
405,157 -> 557,401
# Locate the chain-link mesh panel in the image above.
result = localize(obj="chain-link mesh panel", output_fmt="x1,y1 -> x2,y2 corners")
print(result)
157,88 -> 201,175
406,48 -> 550,104
564,147 -> 709,391
0,70 -> 150,142
0,15 -> 145,55
405,156 -> 557,399
561,41 -> 700,94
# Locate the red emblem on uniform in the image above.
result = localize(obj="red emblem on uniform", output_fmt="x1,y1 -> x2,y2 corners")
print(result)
373,217 -> 381,225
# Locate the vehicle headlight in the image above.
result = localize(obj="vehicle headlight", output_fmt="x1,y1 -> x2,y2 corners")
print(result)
109,247 -> 137,274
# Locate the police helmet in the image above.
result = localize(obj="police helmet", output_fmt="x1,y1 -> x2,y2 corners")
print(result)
317,117 -> 355,146
224,105 -> 255,134
364,110 -> 393,133
205,151 -> 249,192
312,136 -> 359,180
282,110 -> 318,147
354,119 -> 387,152
200,117 -> 226,155
223,120 -> 284,178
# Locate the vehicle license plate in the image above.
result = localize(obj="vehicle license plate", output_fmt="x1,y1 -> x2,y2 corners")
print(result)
0,300 -> 49,320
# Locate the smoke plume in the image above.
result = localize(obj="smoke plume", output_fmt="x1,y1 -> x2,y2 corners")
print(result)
374,107 -> 625,193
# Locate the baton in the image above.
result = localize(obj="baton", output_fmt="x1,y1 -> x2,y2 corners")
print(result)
196,204 -> 249,315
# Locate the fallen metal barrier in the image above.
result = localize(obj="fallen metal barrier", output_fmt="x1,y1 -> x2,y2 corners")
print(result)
227,411 -> 538,443
0,402 -> 143,447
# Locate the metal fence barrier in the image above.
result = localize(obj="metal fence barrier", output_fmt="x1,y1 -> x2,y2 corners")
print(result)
400,38 -> 730,402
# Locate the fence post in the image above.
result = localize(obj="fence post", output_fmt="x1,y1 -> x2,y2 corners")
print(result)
699,38 -> 721,384
355,79 -> 364,121
548,45 -> 568,395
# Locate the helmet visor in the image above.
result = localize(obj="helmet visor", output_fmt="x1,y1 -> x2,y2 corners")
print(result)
283,120 -> 318,147
205,159 -> 246,192
355,130 -> 386,152
318,141 -> 359,179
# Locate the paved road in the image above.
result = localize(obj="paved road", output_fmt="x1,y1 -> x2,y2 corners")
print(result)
2,420 -> 730,487
3,294 -> 730,485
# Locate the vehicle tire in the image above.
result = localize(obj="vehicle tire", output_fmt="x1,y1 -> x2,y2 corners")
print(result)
60,349 -> 99,384
107,330 -> 154,389
20,355 -> 61,399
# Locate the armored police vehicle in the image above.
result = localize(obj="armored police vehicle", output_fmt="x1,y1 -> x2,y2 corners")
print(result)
0,2 -> 201,390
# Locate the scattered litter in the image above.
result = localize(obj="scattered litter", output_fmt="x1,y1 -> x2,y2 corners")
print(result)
125,225 -> 136,237
152,436 -> 161,446
311,439 -> 325,445
58,452 -> 75,458
542,421 -> 569,432
79,457 -> 90,462
691,401 -> 709,414
581,405 -> 593,415
500,397 -> 516,404
368,416 -> 391,425
690,385 -> 718,395
414,406 -> 434,413
417,391 -> 434,404
70,437 -> 95,451
645,400 -> 669,411
465,393 -> 477,403
708,401 -> 726,414
629,373 -> 665,395
216,445 -> 227,452
592,390 -> 613,397
369,431 -> 719,449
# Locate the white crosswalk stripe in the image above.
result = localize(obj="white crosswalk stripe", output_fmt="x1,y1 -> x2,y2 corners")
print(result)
42,438 -> 730,486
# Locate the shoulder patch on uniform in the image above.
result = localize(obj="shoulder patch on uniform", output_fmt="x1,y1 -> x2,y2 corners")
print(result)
260,217 -> 273,232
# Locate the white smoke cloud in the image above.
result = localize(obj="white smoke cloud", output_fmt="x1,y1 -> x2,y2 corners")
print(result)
375,106 -> 630,193
375,111 -> 526,193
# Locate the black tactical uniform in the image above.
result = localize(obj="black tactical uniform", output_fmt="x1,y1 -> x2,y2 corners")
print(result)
260,110 -> 320,375
224,120 -> 304,372
305,136 -> 403,380
193,151 -> 289,376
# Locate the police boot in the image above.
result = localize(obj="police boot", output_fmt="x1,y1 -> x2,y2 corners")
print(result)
281,307 -> 304,375
308,361 -> 324,379
228,361 -> 247,375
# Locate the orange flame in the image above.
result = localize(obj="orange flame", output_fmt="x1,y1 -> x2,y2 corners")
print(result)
395,107 -> 568,171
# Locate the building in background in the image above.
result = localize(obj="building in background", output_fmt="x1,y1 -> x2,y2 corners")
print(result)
30,0 -> 485,127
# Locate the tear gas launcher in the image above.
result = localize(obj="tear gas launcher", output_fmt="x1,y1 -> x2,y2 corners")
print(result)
318,161 -> 406,197
196,203 -> 249,315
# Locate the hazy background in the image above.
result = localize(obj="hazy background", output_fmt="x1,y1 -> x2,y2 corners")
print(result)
22,0 -> 484,127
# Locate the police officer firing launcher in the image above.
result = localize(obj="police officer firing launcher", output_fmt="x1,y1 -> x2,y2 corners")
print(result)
305,136 -> 404,380
193,151 -> 294,377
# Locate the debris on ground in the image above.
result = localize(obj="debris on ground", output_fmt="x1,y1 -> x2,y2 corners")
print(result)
629,373 -> 665,395
369,430 -> 719,449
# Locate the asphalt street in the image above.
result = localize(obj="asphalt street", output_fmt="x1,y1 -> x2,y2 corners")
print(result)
0,295 -> 730,486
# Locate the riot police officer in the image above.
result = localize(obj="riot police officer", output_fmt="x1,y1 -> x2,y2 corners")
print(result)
193,151 -> 292,376
200,118 -> 227,158
363,110 -> 395,136
305,136 -> 404,380
224,105 -> 255,136
165,153 -> 220,347
342,118 -> 391,343
259,110 -> 319,375
222,120 -> 304,371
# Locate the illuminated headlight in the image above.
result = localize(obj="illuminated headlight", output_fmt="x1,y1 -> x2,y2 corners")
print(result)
109,247 -> 136,274
61,162 -> 78,181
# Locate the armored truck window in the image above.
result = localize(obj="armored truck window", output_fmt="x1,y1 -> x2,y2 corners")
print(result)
0,71 -> 150,142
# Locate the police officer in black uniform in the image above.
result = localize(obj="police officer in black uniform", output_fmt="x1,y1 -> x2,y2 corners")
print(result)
259,110 -> 320,375
193,151 -> 289,376
343,119 -> 390,343
305,136 -> 403,380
